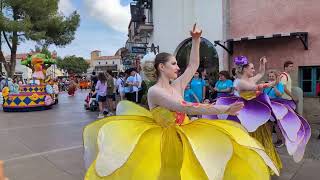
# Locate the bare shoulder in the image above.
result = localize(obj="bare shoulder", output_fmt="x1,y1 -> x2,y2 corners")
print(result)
147,85 -> 162,108
147,85 -> 159,96
237,79 -> 246,84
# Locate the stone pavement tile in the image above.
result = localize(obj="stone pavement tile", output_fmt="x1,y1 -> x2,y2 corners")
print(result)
276,146 -> 287,155
291,159 -> 320,180
4,156 -> 78,180
43,147 -> 85,179
0,95 -> 95,130
302,133 -> 320,160
272,156 -> 304,180
275,131 -> 320,160
8,122 -> 88,153
2,112 -> 92,130
0,132 -> 32,161
0,113 -> 9,130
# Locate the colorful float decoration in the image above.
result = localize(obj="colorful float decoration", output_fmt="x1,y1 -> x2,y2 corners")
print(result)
1,52 -> 58,112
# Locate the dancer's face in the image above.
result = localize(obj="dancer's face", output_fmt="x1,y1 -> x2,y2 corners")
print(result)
243,63 -> 255,77
160,56 -> 180,79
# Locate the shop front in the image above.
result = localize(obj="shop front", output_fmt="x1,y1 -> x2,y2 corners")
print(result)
223,0 -> 320,119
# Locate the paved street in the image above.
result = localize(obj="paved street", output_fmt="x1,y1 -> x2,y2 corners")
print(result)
0,91 -> 96,180
0,91 -> 320,180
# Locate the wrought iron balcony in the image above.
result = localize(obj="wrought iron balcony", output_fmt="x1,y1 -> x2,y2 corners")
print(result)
137,21 -> 153,34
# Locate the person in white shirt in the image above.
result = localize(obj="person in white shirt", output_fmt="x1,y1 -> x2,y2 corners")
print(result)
233,78 -> 240,97
132,69 -> 142,103
126,68 -> 142,103
116,72 -> 125,100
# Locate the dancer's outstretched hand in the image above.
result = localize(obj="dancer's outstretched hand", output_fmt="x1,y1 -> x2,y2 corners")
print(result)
190,23 -> 202,40
260,56 -> 267,64
226,102 -> 244,115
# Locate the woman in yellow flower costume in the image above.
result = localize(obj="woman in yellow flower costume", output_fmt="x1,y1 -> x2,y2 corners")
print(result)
83,24 -> 279,180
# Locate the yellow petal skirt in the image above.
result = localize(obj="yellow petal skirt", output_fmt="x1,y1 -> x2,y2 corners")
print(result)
249,123 -> 283,175
83,101 -> 279,180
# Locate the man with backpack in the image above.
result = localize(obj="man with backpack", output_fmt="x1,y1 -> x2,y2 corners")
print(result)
280,61 -> 298,103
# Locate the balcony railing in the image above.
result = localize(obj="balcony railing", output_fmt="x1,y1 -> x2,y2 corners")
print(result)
137,21 -> 153,34
128,0 -> 153,44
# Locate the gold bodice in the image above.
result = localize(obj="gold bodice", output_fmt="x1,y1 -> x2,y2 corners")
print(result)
151,107 -> 190,127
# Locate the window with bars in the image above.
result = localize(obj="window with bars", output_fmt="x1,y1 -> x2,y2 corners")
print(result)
299,66 -> 320,96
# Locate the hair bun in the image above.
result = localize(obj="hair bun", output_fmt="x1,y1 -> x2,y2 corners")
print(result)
142,61 -> 156,81
234,56 -> 248,66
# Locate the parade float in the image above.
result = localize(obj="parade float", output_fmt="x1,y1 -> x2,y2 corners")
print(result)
1,52 -> 58,112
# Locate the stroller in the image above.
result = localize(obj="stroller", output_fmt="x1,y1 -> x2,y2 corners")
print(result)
84,91 -> 98,111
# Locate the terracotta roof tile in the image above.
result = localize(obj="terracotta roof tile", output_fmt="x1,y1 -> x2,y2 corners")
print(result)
4,52 -> 40,60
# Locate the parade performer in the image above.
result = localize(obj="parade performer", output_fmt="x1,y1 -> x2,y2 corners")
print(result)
83,24 -> 279,180
52,79 -> 59,104
31,56 -> 45,82
68,77 -> 77,96
204,56 -> 311,174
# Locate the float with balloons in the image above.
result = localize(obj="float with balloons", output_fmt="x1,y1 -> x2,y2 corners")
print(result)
1,52 -> 59,112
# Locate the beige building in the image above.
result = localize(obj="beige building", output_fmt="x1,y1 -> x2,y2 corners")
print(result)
89,50 -> 123,73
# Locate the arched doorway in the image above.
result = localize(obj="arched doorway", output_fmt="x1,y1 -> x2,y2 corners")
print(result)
175,37 -> 219,80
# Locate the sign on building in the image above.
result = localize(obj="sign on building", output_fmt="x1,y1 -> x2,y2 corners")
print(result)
131,46 -> 146,54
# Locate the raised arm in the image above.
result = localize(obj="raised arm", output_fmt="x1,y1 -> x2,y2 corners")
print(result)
148,87 -> 243,115
172,24 -> 202,93
251,57 -> 267,83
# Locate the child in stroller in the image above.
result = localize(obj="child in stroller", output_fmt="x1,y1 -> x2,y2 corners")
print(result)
84,88 -> 98,111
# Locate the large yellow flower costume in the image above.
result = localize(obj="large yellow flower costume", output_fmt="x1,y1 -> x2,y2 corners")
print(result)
84,101 -> 279,180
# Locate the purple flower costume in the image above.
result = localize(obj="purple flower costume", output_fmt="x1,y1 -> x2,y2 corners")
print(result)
205,56 -> 310,163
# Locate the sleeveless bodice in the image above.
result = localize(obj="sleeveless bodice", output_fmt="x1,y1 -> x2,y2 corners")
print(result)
239,90 -> 260,100
151,107 -> 190,127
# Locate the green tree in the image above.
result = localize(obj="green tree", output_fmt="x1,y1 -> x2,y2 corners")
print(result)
0,0 -> 80,77
57,55 -> 89,75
